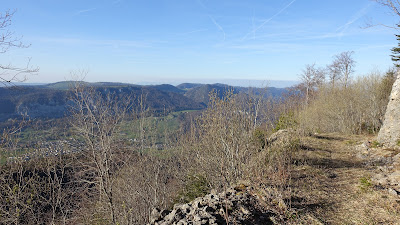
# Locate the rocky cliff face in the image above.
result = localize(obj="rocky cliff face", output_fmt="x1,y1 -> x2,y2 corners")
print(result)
149,185 -> 282,225
378,72 -> 400,149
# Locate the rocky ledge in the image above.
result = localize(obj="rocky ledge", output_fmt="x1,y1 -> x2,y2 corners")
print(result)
149,185 -> 281,225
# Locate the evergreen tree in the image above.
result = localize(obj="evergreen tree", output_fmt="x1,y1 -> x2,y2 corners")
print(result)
391,25 -> 400,67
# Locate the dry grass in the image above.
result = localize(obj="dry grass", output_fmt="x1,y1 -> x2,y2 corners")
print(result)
287,133 -> 400,224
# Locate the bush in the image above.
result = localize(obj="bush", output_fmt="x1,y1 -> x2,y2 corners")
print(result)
183,90 -> 260,190
274,112 -> 298,132
359,177 -> 372,192
299,72 -> 391,134
175,174 -> 209,204
252,128 -> 268,149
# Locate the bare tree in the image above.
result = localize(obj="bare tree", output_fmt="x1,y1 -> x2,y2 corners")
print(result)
186,90 -> 259,189
0,10 -> 38,86
112,153 -> 180,224
327,61 -> 341,88
137,92 -> 149,154
328,51 -> 355,88
40,147 -> 71,225
374,0 -> 400,17
0,119 -> 41,224
69,81 -> 133,224
363,1 -> 400,29
299,63 -> 325,104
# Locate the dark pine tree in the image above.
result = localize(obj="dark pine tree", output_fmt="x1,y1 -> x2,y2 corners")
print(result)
391,25 -> 400,67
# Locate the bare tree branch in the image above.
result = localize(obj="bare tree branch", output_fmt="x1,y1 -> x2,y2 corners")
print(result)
327,51 -> 355,88
0,10 -> 39,86
299,63 -> 325,104
374,0 -> 400,17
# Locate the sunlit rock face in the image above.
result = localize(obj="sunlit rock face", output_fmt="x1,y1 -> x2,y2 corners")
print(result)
378,72 -> 400,149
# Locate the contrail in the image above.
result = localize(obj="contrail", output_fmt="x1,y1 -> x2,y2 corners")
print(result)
335,2 -> 371,37
209,15 -> 226,41
74,7 -> 96,15
243,0 -> 297,40
196,0 -> 207,10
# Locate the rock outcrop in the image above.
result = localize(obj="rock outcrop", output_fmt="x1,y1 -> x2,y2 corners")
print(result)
148,186 -> 281,225
377,72 -> 400,149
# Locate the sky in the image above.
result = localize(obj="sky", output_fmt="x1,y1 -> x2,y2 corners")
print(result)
1,0 -> 399,86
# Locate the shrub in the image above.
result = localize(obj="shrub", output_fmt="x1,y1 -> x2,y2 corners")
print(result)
175,174 -> 209,204
370,140 -> 382,148
183,90 -> 260,190
359,177 -> 372,192
299,72 -> 391,134
252,128 -> 268,149
274,112 -> 298,132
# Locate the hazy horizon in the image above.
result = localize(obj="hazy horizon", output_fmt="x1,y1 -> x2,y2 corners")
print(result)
5,78 -> 299,89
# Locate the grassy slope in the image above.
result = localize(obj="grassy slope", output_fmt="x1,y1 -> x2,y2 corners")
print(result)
290,133 -> 400,224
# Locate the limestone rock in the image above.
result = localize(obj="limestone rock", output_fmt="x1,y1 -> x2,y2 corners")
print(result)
148,185 -> 280,225
266,128 -> 295,147
378,72 -> 400,149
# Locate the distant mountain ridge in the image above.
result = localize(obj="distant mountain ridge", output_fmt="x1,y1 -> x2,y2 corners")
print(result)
0,81 -> 288,121
176,83 -> 203,90
184,84 -> 239,105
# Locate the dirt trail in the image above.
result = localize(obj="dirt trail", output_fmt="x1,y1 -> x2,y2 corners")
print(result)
291,133 -> 400,224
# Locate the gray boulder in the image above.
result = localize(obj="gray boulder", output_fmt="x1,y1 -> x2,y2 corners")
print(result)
378,72 -> 400,149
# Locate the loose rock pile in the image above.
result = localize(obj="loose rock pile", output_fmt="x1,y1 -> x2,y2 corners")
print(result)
149,186 -> 279,225
373,152 -> 400,196
356,141 -> 400,196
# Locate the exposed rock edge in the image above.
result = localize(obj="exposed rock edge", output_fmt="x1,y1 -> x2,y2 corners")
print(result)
377,72 -> 400,149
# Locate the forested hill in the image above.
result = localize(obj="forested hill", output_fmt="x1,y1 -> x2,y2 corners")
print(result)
0,81 -> 287,121
184,83 -> 287,105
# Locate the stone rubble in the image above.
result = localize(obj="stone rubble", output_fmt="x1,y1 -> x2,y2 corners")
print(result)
148,186 -> 279,225
355,141 -> 400,196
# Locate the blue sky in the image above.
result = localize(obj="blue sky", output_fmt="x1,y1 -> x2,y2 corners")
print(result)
1,0 -> 399,86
